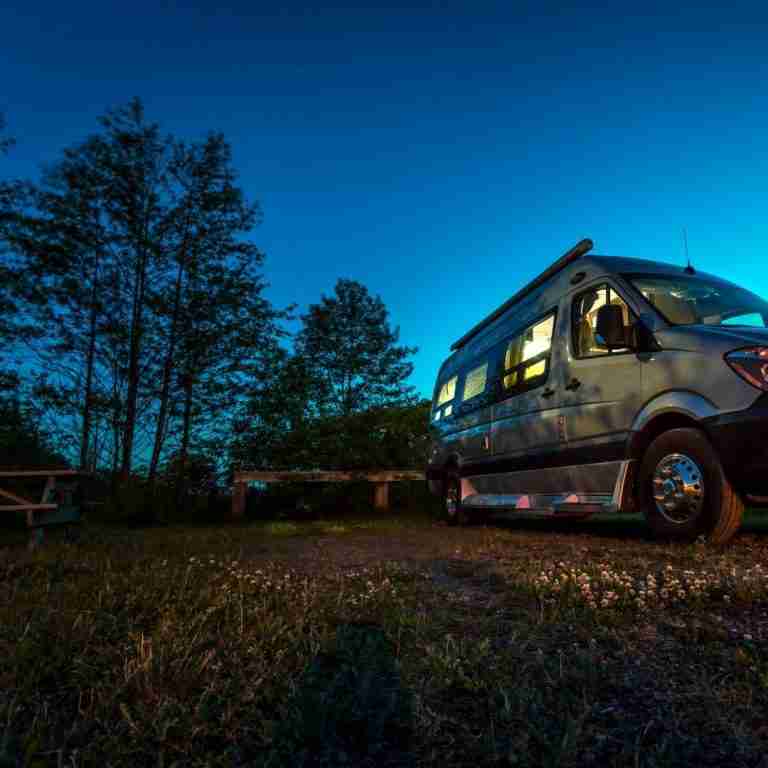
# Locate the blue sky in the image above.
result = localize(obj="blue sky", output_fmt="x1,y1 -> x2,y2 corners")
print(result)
3,1 -> 768,398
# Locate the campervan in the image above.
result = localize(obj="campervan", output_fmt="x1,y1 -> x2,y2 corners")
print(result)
426,239 -> 768,543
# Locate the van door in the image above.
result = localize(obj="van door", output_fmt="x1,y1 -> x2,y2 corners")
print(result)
453,360 -> 494,462
491,310 -> 561,461
559,281 -> 644,467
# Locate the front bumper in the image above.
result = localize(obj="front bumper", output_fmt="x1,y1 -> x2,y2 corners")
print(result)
703,394 -> 768,503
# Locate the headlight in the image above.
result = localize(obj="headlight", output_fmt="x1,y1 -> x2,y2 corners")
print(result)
726,347 -> 768,391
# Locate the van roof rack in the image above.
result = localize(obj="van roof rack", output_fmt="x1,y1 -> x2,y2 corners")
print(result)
450,238 -> 594,351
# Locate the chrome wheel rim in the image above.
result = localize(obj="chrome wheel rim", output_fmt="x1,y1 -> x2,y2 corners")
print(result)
652,453 -> 705,525
445,480 -> 459,518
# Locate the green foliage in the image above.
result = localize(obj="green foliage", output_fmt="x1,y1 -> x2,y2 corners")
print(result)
240,399 -> 431,473
0,374 -> 66,469
296,278 -> 417,417
2,100 -> 286,507
2,103 -> 423,500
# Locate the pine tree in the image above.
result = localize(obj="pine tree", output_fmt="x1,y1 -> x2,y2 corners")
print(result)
295,279 -> 417,417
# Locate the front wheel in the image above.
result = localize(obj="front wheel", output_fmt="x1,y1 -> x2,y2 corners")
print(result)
638,428 -> 744,544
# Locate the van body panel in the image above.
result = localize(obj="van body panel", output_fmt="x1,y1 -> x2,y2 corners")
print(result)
643,328 -> 761,416
451,405 -> 493,462
491,395 -> 561,458
558,352 -> 644,451
630,390 -> 720,434
461,459 -> 634,514
464,459 -> 622,495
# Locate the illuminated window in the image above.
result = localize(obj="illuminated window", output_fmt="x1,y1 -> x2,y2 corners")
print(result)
501,312 -> 556,395
436,376 -> 457,406
522,315 -> 554,362
503,370 -> 518,389
524,359 -> 546,380
444,404 -> 453,417
462,363 -> 488,401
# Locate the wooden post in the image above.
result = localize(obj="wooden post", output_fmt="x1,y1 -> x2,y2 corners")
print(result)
29,475 -> 56,550
373,482 -> 389,511
232,482 -> 247,519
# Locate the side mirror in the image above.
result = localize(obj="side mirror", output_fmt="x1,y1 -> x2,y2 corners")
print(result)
595,305 -> 630,349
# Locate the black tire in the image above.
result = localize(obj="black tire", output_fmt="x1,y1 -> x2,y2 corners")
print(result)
443,470 -> 470,526
639,428 -> 744,544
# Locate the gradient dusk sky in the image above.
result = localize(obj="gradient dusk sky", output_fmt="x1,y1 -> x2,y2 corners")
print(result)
3,1 -> 768,398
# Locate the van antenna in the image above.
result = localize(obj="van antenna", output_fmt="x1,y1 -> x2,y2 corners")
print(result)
682,228 -> 695,274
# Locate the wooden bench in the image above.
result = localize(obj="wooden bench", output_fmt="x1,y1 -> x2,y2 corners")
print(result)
0,470 -> 87,549
231,470 -> 425,518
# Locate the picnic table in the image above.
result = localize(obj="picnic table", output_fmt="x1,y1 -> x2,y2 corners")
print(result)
231,470 -> 426,518
0,469 -> 87,549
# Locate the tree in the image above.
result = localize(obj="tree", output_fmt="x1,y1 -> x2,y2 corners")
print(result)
6,100 -> 285,510
0,372 -> 67,468
0,113 -> 25,345
169,227 -> 285,513
295,279 -> 417,417
232,350 -> 324,471
9,102 -> 166,479
16,134 -> 114,472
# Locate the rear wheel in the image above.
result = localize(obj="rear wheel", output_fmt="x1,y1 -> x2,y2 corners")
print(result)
639,428 -> 743,544
443,471 -> 469,526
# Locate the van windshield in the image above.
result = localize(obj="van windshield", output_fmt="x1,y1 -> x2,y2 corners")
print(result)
624,274 -> 768,328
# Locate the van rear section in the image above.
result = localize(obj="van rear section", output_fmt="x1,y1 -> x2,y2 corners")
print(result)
427,239 -> 768,544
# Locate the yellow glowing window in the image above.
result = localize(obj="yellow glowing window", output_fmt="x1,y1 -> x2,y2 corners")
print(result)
523,360 -> 546,380
503,370 -> 518,389
437,376 -> 457,406
504,337 -> 523,370
444,404 -> 453,417
522,315 -> 554,361
462,363 -> 487,401
502,312 -> 556,392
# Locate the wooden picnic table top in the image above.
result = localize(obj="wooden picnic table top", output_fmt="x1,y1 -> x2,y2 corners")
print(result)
0,470 -> 83,478
235,470 -> 425,483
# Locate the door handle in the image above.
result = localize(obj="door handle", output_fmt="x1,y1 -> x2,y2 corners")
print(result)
541,387 -> 556,398
565,377 -> 581,391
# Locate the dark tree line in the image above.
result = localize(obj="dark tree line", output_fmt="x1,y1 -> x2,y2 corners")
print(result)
0,102 -> 424,517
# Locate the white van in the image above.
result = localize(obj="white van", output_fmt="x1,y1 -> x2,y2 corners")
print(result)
426,239 -> 768,543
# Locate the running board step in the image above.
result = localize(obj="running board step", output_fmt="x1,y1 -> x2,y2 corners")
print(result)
463,493 -> 615,518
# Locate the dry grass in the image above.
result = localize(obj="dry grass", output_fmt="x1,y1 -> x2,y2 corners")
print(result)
3,511 -> 768,767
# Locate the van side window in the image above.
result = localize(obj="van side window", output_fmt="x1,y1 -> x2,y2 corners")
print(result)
462,363 -> 488,402
572,284 -> 633,358
502,313 -> 555,393
437,376 -> 457,405
433,375 -> 457,420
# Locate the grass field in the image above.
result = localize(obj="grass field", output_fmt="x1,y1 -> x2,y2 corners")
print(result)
3,510 -> 768,767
